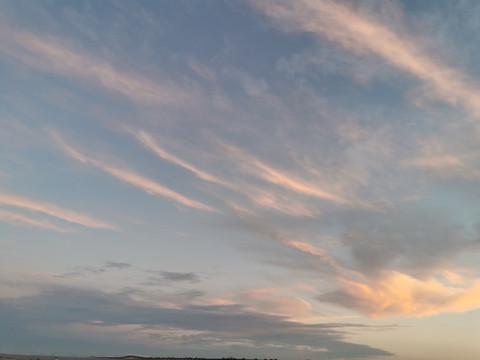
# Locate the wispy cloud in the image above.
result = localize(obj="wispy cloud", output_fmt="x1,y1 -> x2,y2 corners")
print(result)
223,144 -> 349,205
254,0 -> 480,115
284,240 -> 341,270
0,21 -> 191,106
230,204 -> 342,274
404,155 -> 464,170
135,131 -> 326,217
0,208 -> 75,233
134,131 -> 230,187
401,135 -> 480,179
52,133 -> 216,212
0,192 -> 116,230
248,190 -> 321,217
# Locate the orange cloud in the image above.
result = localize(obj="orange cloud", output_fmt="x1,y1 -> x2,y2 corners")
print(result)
255,0 -> 480,115
325,271 -> 480,318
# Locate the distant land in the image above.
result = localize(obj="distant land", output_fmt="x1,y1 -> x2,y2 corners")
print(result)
0,354 -> 278,360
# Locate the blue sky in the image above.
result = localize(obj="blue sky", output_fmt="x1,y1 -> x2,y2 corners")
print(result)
1,1 -> 480,359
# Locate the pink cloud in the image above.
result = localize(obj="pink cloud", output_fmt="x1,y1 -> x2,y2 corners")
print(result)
285,240 -> 341,270
403,155 -> 464,169
53,133 -> 216,212
223,144 -> 348,205
0,192 -> 116,230
250,191 -> 321,217
135,131 -> 230,187
222,287 -> 314,321
136,131 -> 327,217
0,208 -> 75,233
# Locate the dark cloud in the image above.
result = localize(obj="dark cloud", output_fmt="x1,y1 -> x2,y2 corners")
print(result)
55,262 -> 131,278
159,271 -> 201,282
333,204 -> 480,277
229,204 -> 479,286
55,264 -> 201,288
55,266 -> 107,278
142,271 -> 201,286
235,199 -> 480,281
316,291 -> 371,315
105,261 -> 131,270
0,283 -> 393,358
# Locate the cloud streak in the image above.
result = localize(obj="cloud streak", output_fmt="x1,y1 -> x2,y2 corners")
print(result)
52,133 -> 216,212
0,192 -> 116,230
223,144 -> 348,205
254,0 -> 480,115
284,240 -> 342,271
229,205 -> 344,276
135,131 -> 230,187
0,21 -> 190,106
0,208 -> 75,233
134,131 -> 326,217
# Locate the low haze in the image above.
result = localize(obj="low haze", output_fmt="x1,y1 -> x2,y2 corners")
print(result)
1,1 -> 480,359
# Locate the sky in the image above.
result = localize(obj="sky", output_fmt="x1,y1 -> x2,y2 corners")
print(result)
1,0 -> 480,359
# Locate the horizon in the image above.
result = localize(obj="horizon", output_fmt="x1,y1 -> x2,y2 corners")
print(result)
1,354 -> 279,359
